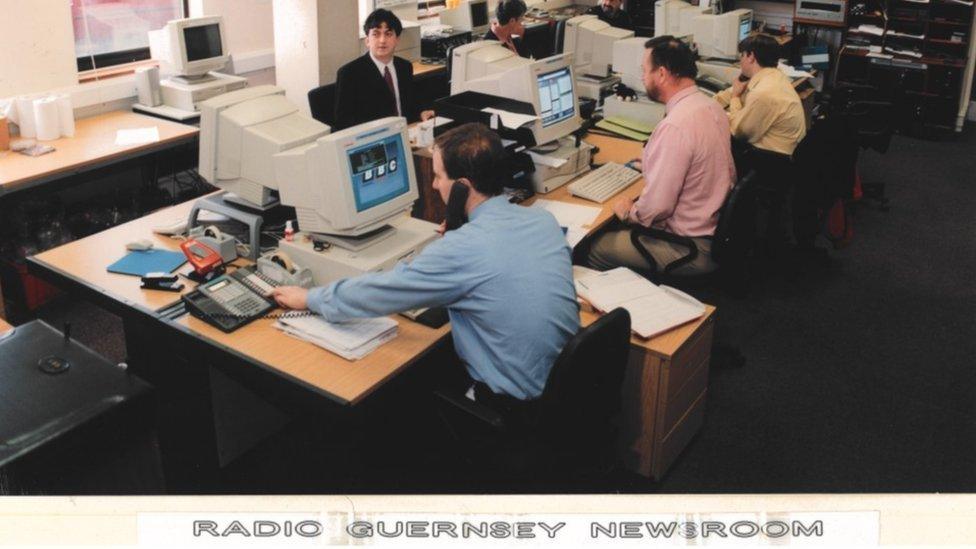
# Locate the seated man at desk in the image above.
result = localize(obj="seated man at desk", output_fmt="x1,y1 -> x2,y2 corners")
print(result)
334,9 -> 435,131
713,34 -> 806,156
587,0 -> 633,30
587,36 -> 736,276
485,0 -> 531,58
714,34 -> 805,253
272,123 -> 580,408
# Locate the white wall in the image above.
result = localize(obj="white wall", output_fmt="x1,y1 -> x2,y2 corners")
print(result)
0,0 -> 78,98
0,0 -> 276,118
274,0 -> 361,115
189,0 -> 275,71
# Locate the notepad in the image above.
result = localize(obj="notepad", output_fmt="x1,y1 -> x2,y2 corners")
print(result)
274,315 -> 398,361
106,249 -> 186,277
575,267 -> 706,338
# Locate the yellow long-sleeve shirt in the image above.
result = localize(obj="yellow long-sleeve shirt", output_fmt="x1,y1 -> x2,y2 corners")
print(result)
714,67 -> 806,156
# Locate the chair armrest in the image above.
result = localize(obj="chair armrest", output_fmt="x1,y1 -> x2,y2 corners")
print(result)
434,390 -> 506,431
628,225 -> 699,275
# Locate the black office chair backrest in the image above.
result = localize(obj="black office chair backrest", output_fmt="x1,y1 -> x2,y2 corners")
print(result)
553,20 -> 568,55
307,83 -> 337,128
536,308 -> 631,447
711,169 -> 758,266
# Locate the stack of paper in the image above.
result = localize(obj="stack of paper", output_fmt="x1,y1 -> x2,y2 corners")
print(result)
274,315 -> 398,360
531,199 -> 602,248
575,267 -> 706,338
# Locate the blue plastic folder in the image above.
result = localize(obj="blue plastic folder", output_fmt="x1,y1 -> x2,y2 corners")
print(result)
106,249 -> 186,277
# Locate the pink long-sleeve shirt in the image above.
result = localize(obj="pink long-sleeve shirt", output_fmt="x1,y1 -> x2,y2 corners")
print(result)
628,85 -> 736,237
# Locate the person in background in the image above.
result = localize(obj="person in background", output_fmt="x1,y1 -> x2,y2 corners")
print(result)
714,34 -> 806,156
587,0 -> 633,30
333,9 -> 435,131
485,0 -> 531,58
586,36 -> 735,276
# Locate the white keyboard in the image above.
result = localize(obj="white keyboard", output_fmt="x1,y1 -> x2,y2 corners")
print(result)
568,162 -> 642,203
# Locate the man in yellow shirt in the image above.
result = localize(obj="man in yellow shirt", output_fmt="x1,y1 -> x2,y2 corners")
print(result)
714,34 -> 805,156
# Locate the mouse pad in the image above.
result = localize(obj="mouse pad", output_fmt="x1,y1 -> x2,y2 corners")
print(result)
106,249 -> 187,277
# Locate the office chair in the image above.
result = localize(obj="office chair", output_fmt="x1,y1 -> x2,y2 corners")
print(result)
434,308 -> 632,490
307,83 -> 337,128
627,170 -> 759,296
553,19 -> 568,55
831,84 -> 894,211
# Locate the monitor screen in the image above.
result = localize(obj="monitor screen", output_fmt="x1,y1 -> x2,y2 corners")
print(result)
738,17 -> 751,42
347,133 -> 410,213
537,67 -> 575,128
470,1 -> 489,28
184,24 -> 223,62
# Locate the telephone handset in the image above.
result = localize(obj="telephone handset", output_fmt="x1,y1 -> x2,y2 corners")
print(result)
181,266 -> 315,333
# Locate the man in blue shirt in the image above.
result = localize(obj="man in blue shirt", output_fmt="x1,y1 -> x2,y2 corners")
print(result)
271,123 -> 579,401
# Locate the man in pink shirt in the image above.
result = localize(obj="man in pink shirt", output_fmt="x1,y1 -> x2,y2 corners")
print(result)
587,36 -> 736,275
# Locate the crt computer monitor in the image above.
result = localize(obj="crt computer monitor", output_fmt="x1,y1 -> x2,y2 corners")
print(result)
439,0 -> 490,35
148,16 -> 229,78
502,55 -> 582,145
198,85 -> 331,208
693,9 -> 753,59
275,117 -> 419,237
563,15 -> 635,78
450,41 -> 533,95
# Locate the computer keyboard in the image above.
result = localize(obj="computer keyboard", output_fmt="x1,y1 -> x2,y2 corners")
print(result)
568,162 -> 642,203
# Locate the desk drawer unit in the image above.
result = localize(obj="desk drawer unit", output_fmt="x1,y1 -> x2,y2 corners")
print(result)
619,314 -> 714,479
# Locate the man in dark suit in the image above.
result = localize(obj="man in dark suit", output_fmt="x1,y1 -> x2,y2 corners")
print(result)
333,9 -> 435,131
587,0 -> 633,30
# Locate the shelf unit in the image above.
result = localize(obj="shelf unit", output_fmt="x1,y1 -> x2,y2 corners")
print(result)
839,0 -> 974,132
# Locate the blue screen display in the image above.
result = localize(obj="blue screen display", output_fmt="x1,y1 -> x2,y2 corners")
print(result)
347,133 -> 410,213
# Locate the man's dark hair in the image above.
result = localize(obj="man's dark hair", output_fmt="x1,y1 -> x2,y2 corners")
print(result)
644,35 -> 698,79
434,123 -> 509,196
496,0 -> 527,25
738,34 -> 780,68
363,8 -> 402,36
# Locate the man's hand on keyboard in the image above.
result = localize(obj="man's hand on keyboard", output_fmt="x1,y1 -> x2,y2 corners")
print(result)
626,158 -> 643,171
271,286 -> 309,310
613,196 -> 634,222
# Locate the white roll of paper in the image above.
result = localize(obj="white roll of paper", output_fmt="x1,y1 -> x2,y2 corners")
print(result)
16,97 -> 37,138
33,96 -> 61,141
57,94 -> 75,137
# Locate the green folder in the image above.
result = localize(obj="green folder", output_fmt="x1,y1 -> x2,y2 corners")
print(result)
595,116 -> 654,141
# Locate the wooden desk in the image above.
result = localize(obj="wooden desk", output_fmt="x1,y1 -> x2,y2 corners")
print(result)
29,196 -> 450,405
0,111 -> 198,197
0,317 -> 10,333
413,61 -> 447,79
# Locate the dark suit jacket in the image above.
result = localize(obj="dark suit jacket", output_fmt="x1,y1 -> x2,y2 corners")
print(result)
333,54 -> 419,131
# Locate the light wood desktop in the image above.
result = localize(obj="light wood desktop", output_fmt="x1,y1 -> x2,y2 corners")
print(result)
30,196 -> 450,405
33,130 -> 712,478
0,111 -> 198,197
413,61 -> 447,79
0,316 -> 10,333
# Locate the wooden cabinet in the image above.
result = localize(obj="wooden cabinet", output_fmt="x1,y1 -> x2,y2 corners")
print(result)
584,306 -> 716,479
840,0 -> 974,133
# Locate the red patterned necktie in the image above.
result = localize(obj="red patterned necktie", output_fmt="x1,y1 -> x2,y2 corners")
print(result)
384,66 -> 399,116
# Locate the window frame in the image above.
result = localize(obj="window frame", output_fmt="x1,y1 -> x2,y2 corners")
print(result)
74,0 -> 190,73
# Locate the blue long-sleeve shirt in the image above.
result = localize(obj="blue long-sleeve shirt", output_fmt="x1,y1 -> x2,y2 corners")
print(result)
306,195 -> 580,400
